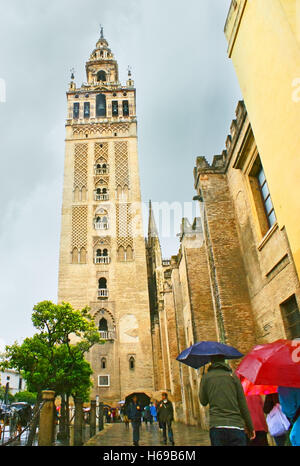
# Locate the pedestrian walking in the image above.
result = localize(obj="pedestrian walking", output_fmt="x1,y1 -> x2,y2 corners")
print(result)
199,355 -> 255,446
278,386 -> 300,446
123,404 -> 130,428
263,393 -> 288,446
245,395 -> 269,446
150,403 -> 157,422
143,405 -> 152,425
127,395 -> 142,446
157,392 -> 175,446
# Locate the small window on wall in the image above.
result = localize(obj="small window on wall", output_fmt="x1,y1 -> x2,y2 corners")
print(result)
84,102 -> 90,118
98,375 -> 110,387
129,356 -> 135,370
123,100 -> 129,116
257,165 -> 276,229
101,357 -> 107,370
112,101 -> 118,116
280,295 -> 300,339
99,317 -> 108,332
73,102 -> 79,119
248,156 -> 277,237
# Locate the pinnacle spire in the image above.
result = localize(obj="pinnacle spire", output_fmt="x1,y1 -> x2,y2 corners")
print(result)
148,200 -> 159,238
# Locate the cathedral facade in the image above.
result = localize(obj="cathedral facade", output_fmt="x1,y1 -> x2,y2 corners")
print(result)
58,29 -> 154,403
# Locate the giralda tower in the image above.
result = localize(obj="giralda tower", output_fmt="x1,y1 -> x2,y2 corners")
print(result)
58,28 -> 154,402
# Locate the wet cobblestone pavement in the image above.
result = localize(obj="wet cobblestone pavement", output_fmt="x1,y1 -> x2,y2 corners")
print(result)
85,421 -> 210,447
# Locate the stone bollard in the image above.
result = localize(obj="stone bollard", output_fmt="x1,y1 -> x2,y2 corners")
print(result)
98,402 -> 104,431
90,400 -> 96,438
74,398 -> 83,446
38,390 -> 55,446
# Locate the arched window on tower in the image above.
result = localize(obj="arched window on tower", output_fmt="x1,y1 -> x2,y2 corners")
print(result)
81,186 -> 87,202
84,102 -> 90,118
112,101 -> 118,117
98,277 -> 108,298
97,70 -> 107,82
80,247 -> 86,264
94,248 -> 110,264
126,246 -> 133,261
96,94 -> 106,117
73,102 -> 79,119
123,100 -> 129,117
117,246 -> 125,261
101,357 -> 107,369
74,187 -> 80,202
72,247 -> 79,264
129,356 -> 135,371
99,317 -> 108,331
94,210 -> 109,230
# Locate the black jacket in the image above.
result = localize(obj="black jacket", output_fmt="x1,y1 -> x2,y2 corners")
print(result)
127,402 -> 142,421
157,400 -> 174,422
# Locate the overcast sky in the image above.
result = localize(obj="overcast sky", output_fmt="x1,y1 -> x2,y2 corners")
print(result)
0,0 -> 241,349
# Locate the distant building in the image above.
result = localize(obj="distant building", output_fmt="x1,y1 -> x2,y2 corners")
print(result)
0,369 -> 25,396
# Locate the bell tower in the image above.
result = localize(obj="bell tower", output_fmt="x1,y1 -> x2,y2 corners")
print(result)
58,28 -> 154,402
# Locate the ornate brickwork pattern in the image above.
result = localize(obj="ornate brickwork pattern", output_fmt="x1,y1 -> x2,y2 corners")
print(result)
71,206 -> 88,248
73,122 -> 130,137
94,142 -> 108,163
114,141 -> 129,188
116,203 -> 133,249
74,144 -> 88,189
93,236 -> 111,248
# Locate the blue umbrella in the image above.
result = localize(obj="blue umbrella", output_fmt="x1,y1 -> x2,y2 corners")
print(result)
176,341 -> 244,369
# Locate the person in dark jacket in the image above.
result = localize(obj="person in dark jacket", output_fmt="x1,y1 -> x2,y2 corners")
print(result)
199,355 -> 255,446
127,395 -> 142,446
157,392 -> 175,445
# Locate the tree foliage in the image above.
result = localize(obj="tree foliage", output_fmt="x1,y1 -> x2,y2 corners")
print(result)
1,301 -> 102,401
13,391 -> 37,405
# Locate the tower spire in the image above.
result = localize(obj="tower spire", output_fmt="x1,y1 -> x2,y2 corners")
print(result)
148,200 -> 159,239
100,25 -> 104,39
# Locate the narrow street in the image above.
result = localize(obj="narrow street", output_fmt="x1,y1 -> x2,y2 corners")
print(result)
85,421 -> 210,447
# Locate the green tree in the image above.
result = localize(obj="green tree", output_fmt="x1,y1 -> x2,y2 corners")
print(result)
1,300 -> 103,444
13,391 -> 37,405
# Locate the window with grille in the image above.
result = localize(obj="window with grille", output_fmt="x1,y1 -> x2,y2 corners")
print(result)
112,101 -> 118,116
257,165 -> 276,229
73,102 -> 79,119
280,295 -> 300,339
248,156 -> 277,237
96,94 -> 106,117
84,102 -> 90,118
123,100 -> 129,116
98,375 -> 110,387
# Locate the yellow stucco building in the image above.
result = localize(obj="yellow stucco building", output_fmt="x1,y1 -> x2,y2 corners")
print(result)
224,0 -> 300,280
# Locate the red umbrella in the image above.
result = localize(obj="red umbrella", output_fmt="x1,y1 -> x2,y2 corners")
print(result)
237,374 -> 278,396
236,339 -> 300,388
